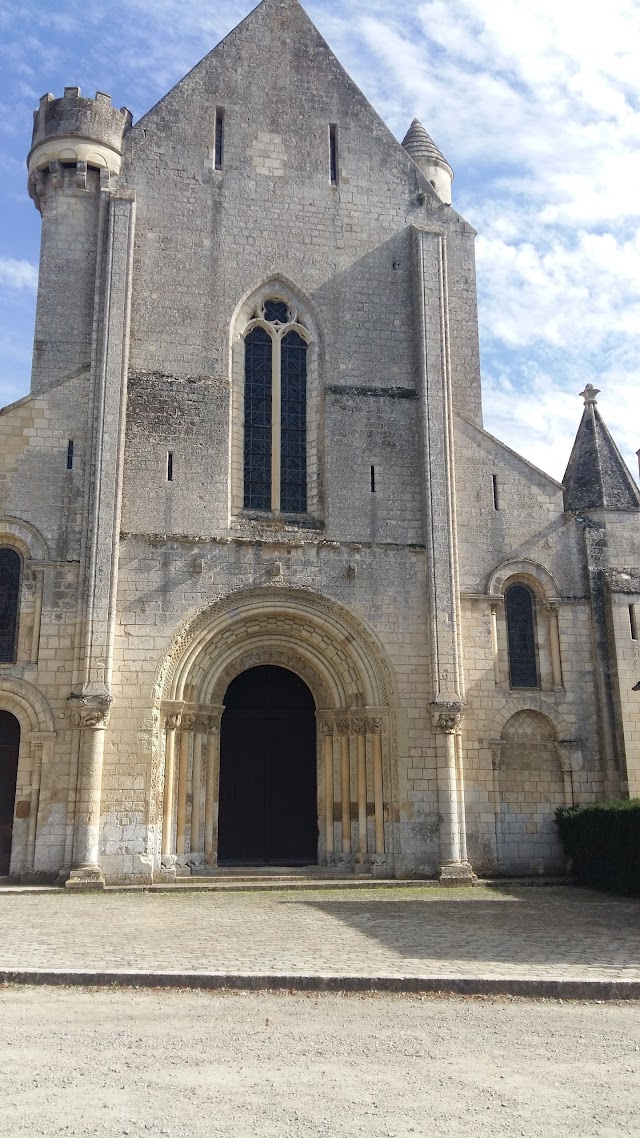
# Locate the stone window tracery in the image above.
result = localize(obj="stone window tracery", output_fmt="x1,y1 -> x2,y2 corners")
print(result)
0,548 -> 21,663
242,296 -> 309,515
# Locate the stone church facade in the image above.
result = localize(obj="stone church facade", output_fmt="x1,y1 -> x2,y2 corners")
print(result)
1,0 -> 639,887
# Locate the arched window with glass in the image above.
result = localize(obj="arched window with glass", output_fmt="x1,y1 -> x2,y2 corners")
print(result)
243,297 -> 309,515
0,548 -> 21,663
505,583 -> 539,688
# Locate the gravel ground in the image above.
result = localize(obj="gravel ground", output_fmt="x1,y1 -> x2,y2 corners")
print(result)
0,987 -> 639,1137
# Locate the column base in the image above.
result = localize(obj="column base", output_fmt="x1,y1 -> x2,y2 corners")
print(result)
438,861 -> 477,887
65,866 -> 106,891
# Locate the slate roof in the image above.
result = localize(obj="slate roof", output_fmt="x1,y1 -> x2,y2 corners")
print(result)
562,386 -> 640,512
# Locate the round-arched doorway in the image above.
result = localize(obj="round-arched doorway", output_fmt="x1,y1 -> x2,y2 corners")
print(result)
218,666 -> 318,866
0,711 -> 20,875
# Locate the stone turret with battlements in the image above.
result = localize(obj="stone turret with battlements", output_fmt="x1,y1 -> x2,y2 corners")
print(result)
27,87 -> 132,394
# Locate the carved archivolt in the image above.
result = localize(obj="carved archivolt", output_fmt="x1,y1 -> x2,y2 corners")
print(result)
155,585 -> 396,711
151,586 -> 400,858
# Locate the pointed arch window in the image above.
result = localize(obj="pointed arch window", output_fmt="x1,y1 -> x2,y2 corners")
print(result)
0,548 -> 21,663
505,584 -> 539,689
243,298 -> 309,514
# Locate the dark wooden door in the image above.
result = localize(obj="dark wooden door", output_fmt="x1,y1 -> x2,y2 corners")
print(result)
218,667 -> 318,866
0,711 -> 19,875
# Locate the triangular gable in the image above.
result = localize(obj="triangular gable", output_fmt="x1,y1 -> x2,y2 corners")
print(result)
130,0 -> 445,207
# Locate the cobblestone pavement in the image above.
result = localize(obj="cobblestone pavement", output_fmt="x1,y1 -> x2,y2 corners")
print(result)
1,884 -> 639,981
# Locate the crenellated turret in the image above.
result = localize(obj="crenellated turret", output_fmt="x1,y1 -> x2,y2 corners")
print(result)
28,88 -> 131,210
26,88 -> 132,394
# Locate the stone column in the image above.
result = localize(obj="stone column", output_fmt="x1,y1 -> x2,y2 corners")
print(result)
66,695 -> 112,890
413,224 -> 473,882
433,709 -> 476,884
353,716 -> 369,868
190,716 -> 206,867
369,717 -> 385,857
490,741 -> 504,871
29,565 -> 44,663
319,716 -> 335,863
161,708 -> 182,869
490,604 -> 501,685
24,732 -> 51,875
176,714 -> 194,860
549,604 -> 564,688
204,712 -> 222,868
337,717 -> 352,860
66,192 -> 136,889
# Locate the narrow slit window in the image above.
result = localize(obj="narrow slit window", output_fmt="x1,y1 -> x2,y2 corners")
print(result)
329,124 -> 338,185
167,452 -> 174,483
66,440 -> 74,471
492,474 -> 499,510
370,465 -> 376,493
630,604 -> 638,641
215,108 -> 224,170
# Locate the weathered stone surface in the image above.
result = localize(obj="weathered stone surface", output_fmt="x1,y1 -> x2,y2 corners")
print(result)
0,0 -> 639,886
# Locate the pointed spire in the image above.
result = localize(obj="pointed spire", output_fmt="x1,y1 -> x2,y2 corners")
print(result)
563,386 -> 640,512
402,118 -> 451,170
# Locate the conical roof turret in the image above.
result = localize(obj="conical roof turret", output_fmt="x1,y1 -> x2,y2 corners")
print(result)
401,118 -> 453,205
402,119 -> 450,168
562,385 -> 640,512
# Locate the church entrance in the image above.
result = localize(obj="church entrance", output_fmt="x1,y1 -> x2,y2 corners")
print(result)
0,711 -> 20,875
218,666 -> 318,866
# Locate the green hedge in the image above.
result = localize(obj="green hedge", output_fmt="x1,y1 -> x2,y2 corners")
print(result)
555,800 -> 640,897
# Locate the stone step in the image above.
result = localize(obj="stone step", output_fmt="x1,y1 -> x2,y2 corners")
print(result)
142,876 -> 438,893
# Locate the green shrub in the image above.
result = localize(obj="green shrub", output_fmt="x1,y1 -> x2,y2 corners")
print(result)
555,800 -> 640,897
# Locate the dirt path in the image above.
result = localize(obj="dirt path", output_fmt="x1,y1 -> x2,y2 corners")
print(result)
1,987 -> 639,1136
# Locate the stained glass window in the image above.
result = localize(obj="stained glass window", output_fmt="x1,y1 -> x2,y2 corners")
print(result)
280,331 -> 308,513
506,585 -> 538,688
264,300 -> 289,324
244,327 -> 272,510
243,301 -> 309,515
0,548 -> 20,663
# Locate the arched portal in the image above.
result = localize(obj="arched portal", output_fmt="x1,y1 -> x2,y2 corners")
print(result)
0,711 -> 20,874
156,587 -> 398,876
218,667 -> 318,866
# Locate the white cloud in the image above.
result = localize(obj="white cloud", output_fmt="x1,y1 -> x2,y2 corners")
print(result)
0,258 -> 38,292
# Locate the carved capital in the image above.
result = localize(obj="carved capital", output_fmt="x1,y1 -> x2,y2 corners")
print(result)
68,691 -> 113,730
336,717 -> 351,737
165,712 -> 182,732
181,713 -> 198,733
351,716 -> 368,735
319,717 -> 334,737
431,702 -> 464,734
368,717 -> 383,736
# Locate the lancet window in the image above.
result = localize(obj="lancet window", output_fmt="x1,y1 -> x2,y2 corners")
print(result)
243,297 -> 309,514
0,548 -> 21,663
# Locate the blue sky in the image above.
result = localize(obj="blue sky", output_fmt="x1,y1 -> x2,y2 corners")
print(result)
1,0 -> 639,480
